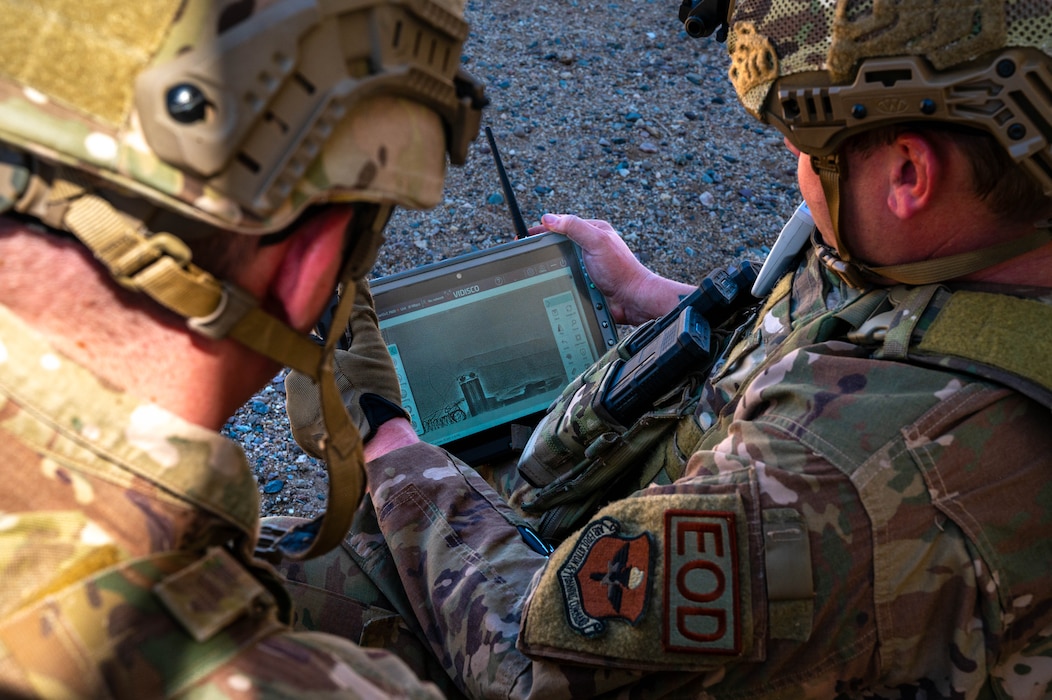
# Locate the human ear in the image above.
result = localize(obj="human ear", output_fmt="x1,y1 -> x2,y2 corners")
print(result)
885,132 -> 940,220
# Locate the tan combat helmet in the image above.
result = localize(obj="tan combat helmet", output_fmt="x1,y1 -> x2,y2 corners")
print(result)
686,0 -> 1052,285
0,0 -> 486,558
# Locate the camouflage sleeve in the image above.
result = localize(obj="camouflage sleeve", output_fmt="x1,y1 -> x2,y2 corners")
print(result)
518,381 -> 1052,697
362,438 -> 819,698
187,631 -> 448,698
363,442 -> 651,698
366,375 -> 1052,698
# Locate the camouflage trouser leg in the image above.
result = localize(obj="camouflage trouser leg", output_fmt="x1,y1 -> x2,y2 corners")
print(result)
262,499 -> 467,700
474,454 -> 549,527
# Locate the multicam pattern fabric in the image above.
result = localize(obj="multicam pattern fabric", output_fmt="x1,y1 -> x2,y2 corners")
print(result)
0,303 -> 442,699
726,0 -> 1052,117
264,510 -> 472,700
362,249 -> 1052,698
0,0 -> 474,234
512,338 -> 692,542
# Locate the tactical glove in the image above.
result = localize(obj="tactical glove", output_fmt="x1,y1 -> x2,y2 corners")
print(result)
285,279 -> 407,459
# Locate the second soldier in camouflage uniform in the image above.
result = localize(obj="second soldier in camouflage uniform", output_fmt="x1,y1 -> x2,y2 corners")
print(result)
288,0 -> 1052,697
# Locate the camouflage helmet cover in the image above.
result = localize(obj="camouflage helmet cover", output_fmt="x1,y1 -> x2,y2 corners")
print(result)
726,0 -> 1052,196
0,0 -> 484,235
0,0 -> 486,562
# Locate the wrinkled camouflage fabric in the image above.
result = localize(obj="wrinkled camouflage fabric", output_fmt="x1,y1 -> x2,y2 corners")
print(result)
357,249 -> 1052,698
263,509 -> 470,700
0,304 -> 442,699
513,332 -> 695,541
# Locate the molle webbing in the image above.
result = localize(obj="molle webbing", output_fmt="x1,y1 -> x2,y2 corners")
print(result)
913,289 -> 1052,408
853,285 -> 1052,409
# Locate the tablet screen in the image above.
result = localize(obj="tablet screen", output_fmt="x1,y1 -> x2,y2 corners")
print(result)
371,233 -> 617,463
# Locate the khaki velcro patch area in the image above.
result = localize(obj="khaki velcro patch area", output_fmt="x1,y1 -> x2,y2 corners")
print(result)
154,547 -> 272,643
0,0 -> 181,126
519,484 -> 766,672
918,290 -> 1052,393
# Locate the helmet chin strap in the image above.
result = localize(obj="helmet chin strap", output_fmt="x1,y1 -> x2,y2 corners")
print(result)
810,153 -> 1052,287
9,153 -> 380,561
809,154 -> 870,289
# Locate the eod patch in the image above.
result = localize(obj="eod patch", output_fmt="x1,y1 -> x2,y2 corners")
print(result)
518,488 -> 761,671
558,517 -> 654,637
664,509 -> 741,654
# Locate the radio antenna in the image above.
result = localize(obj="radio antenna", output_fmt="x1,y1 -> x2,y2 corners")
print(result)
485,126 -> 531,239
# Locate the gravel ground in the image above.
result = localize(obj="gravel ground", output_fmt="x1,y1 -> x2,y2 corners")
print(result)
228,0 -> 803,519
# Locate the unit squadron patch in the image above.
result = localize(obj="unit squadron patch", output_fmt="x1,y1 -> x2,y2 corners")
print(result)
558,516 -> 654,637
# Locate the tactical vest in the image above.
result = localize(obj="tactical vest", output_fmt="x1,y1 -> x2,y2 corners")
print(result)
518,278 -> 1052,543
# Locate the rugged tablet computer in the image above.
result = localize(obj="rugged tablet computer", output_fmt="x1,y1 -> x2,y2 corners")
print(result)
371,232 -> 618,464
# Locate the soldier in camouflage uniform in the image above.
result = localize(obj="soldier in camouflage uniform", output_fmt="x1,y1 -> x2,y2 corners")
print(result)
286,0 -> 1052,697
0,0 -> 486,696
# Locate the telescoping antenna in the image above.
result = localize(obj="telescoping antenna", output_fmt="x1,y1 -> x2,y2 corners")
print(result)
484,126 -> 531,239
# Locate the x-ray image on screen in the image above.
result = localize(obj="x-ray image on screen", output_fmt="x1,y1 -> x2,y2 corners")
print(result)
382,270 -> 594,446
371,233 -> 618,462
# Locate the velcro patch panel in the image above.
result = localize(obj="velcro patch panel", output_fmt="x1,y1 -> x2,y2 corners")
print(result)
518,475 -> 767,672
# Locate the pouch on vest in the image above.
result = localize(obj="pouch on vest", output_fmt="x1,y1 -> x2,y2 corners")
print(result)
516,263 -> 762,543
517,313 -> 723,543
516,320 -> 709,542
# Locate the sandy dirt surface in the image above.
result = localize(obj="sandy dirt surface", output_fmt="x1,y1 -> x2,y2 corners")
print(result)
228,0 -> 803,518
